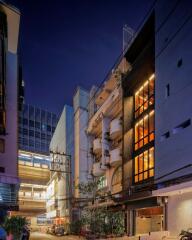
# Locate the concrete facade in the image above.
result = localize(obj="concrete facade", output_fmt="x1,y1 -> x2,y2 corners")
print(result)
155,0 -> 192,181
0,2 -> 20,210
73,88 -> 89,198
47,105 -> 74,226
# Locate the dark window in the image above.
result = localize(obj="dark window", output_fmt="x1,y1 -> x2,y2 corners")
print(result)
35,121 -> 40,129
0,138 -> 5,153
23,118 -> 28,125
47,125 -> 51,132
23,138 -> 28,145
0,167 -> 5,173
29,130 -> 34,137
23,128 -> 28,136
41,133 -> 46,140
165,84 -> 170,98
35,141 -> 41,148
35,132 -> 40,138
161,132 -> 170,141
29,120 -> 34,127
173,119 -> 191,134
47,135 -> 51,141
177,58 -> 183,68
29,139 -> 34,147
18,137 -> 22,144
19,127 -> 22,134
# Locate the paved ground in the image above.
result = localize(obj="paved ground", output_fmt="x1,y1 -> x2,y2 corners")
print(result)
30,232 -> 84,240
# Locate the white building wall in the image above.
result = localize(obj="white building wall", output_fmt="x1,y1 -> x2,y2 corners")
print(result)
155,0 -> 192,180
167,192 -> 192,235
49,105 -> 74,218
73,88 -> 89,198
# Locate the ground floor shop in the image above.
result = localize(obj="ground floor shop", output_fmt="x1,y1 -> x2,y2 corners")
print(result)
124,196 -> 166,236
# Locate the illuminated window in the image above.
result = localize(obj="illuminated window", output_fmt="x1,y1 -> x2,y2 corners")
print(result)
134,147 -> 154,183
135,111 -> 154,150
98,175 -> 107,189
135,74 -> 155,118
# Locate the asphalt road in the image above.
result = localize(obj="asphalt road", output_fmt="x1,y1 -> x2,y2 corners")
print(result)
30,232 -> 84,240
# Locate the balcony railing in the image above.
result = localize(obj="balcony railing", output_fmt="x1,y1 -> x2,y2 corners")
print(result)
87,86 -> 121,133
110,148 -> 122,167
93,138 -> 102,154
92,162 -> 105,177
110,118 -> 122,140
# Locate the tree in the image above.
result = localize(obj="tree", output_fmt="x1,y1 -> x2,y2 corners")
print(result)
4,216 -> 27,240
75,180 -> 125,237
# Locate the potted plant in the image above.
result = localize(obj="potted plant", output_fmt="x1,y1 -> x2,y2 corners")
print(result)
4,216 -> 27,240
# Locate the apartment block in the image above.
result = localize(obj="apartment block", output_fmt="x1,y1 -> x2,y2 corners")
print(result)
46,105 -> 74,227
19,104 -> 58,155
0,1 -> 20,211
86,59 -> 130,213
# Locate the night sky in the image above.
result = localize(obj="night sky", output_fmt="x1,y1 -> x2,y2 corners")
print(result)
7,0 -> 153,115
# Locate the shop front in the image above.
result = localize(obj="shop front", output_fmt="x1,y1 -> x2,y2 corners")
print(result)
124,196 -> 166,236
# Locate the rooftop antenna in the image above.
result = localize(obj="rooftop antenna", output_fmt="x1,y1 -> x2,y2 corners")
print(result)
123,24 -> 134,53
122,25 -> 134,73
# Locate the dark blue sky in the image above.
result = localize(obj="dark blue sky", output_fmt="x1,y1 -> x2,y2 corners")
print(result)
7,0 -> 153,115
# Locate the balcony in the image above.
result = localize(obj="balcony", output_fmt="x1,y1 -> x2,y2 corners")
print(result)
87,87 -> 121,134
92,162 -> 105,177
110,118 -> 122,140
93,138 -> 102,154
110,148 -> 122,167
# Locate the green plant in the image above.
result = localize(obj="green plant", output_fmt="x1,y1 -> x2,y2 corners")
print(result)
70,219 -> 84,234
4,216 -> 27,240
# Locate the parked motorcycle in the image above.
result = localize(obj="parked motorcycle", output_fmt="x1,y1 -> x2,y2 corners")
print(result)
180,230 -> 192,240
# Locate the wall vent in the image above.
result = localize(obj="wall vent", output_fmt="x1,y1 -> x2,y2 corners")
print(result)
160,131 -> 170,142
173,119 -> 191,134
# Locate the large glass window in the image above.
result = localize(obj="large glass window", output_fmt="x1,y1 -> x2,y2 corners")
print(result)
135,74 -> 155,118
135,110 -> 154,150
134,147 -> 154,183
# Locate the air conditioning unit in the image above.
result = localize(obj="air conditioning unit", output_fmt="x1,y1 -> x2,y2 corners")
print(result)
104,149 -> 110,157
104,132 -> 111,141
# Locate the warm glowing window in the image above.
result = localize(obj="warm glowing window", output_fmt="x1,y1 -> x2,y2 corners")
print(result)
134,147 -> 154,183
135,74 -> 155,118
135,111 -> 154,150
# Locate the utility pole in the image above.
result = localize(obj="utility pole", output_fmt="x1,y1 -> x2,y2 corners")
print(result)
49,150 -> 73,226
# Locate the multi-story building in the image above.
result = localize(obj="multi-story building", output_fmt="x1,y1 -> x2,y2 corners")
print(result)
86,59 -> 130,209
18,104 -> 58,155
152,0 -> 192,237
15,104 -> 58,226
73,87 -> 89,200
15,150 -> 50,227
121,1 -> 192,238
0,1 -> 20,212
46,105 -> 74,228
121,12 -> 162,236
